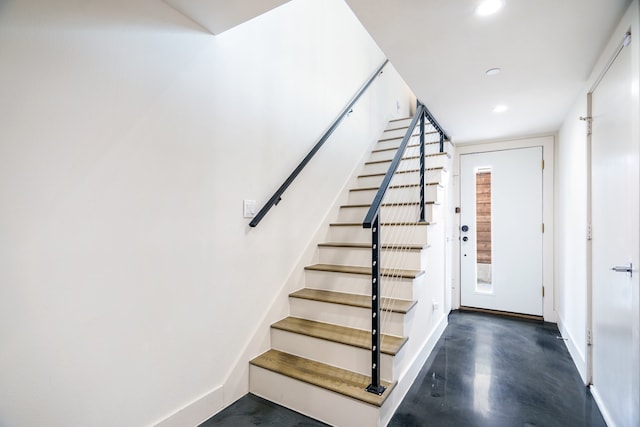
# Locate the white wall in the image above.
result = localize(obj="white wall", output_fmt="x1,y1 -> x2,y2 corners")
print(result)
0,0 -> 412,425
555,0 -> 639,383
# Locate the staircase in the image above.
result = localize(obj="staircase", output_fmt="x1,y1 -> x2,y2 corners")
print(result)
249,117 -> 452,426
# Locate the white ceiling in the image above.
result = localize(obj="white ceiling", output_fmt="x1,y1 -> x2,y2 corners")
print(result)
163,0 -> 290,34
345,0 -> 632,143
166,0 -> 631,143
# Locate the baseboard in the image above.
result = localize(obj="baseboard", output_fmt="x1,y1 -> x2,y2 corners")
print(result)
590,385 -> 616,427
380,312 -> 448,426
459,306 -> 543,322
556,312 -> 587,384
153,385 -> 224,427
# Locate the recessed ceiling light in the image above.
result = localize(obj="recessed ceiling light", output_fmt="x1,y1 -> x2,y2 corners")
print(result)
476,0 -> 504,16
486,68 -> 501,76
493,105 -> 508,113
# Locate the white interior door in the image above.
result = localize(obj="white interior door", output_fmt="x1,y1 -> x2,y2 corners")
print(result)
460,147 -> 543,316
590,36 -> 639,427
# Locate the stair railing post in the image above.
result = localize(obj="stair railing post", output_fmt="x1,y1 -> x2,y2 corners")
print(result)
419,107 -> 426,222
439,131 -> 444,153
366,214 -> 386,395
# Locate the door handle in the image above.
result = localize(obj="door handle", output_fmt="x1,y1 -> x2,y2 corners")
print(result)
611,263 -> 633,277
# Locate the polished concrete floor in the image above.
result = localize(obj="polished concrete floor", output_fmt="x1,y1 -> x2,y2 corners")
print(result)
201,311 -> 606,426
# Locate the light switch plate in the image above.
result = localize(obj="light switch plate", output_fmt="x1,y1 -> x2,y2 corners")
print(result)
243,200 -> 257,218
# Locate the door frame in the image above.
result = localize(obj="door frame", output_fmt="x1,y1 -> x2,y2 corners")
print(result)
586,22 -> 640,425
586,28 -> 632,388
452,135 -> 555,321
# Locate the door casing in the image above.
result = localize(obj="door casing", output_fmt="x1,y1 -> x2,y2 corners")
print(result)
586,27 -> 640,427
453,136 -> 555,321
460,147 -> 544,316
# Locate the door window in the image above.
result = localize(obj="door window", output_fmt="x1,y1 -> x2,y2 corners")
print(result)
475,168 -> 493,293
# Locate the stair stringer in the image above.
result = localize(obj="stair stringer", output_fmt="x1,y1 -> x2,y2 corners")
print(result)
250,314 -> 451,427
378,213 -> 449,425
215,121 -> 390,414
374,119 -> 453,424
249,221 -> 449,427
249,118 -> 452,426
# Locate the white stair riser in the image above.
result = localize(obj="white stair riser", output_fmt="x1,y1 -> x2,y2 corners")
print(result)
327,225 -> 429,245
368,144 -> 442,163
304,270 -> 418,300
363,156 -> 449,175
348,185 -> 441,205
317,246 -> 423,270
289,297 -> 409,336
375,137 -> 403,151
250,365 -> 380,427
376,138 -> 452,152
385,118 -> 413,129
357,169 -> 445,188
379,128 -> 420,140
328,225 -> 429,245
337,203 -> 440,224
374,139 -> 442,152
270,328 -> 399,382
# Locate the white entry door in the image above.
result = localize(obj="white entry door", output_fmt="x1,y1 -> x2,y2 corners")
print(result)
460,147 -> 543,316
590,35 -> 639,427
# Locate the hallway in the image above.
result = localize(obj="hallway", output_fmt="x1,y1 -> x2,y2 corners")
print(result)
203,311 -> 605,426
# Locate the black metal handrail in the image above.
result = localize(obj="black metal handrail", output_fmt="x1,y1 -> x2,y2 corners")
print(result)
362,104 -> 424,228
423,104 -> 449,142
249,59 -> 389,228
362,101 -> 448,395
423,105 -> 449,153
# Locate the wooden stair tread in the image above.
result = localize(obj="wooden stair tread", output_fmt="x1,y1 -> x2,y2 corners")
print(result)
290,288 -> 416,313
372,141 -> 449,154
365,152 -> 451,166
378,131 -> 439,142
383,126 -> 411,132
272,316 -> 407,355
304,263 -> 424,279
340,201 -> 439,208
250,349 -> 395,407
350,182 -> 441,192
318,242 -> 424,251
382,125 -> 418,132
358,167 -> 445,179
330,221 -> 431,226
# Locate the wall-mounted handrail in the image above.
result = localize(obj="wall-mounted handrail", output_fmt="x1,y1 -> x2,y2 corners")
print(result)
249,59 -> 389,228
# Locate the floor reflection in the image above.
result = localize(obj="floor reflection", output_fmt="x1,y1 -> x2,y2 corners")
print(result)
389,311 -> 606,427
204,311 -> 608,427
473,361 -> 492,417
